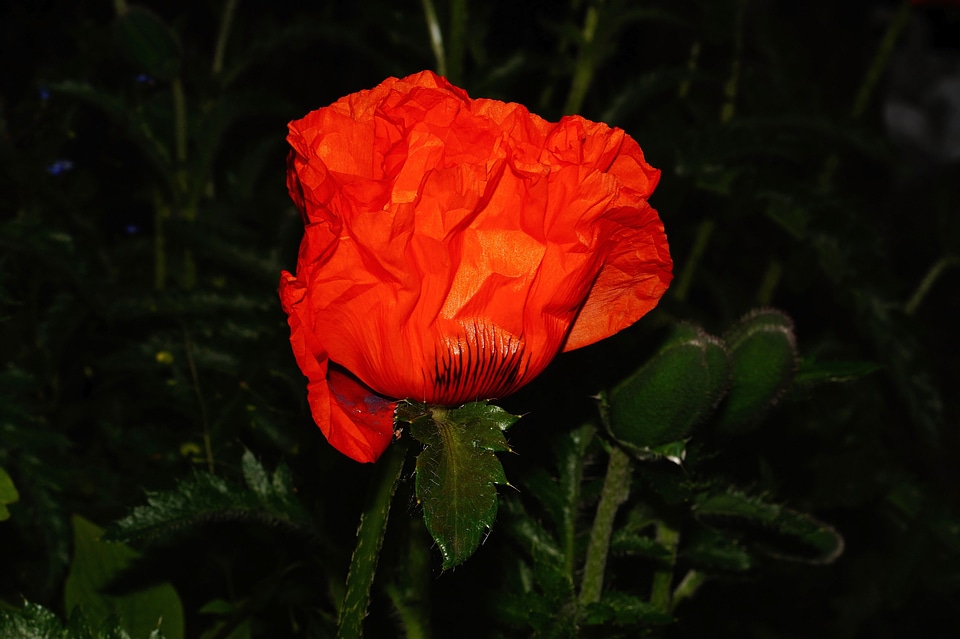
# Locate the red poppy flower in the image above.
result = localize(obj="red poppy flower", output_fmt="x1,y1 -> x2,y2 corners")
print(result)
280,70 -> 672,463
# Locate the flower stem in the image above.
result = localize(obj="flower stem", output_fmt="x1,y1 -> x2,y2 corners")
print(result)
182,325 -> 214,474
420,0 -> 447,77
579,443 -> 631,605
564,1 -> 600,115
850,1 -> 911,121
212,0 -> 239,77
905,254 -> 959,316
820,1 -> 910,188
649,520 -> 679,612
719,0 -> 746,124
670,569 -> 706,612
338,441 -> 408,639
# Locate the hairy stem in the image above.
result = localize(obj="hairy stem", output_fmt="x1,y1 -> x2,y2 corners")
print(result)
338,442 -> 408,639
649,520 -> 680,612
579,443 -> 631,605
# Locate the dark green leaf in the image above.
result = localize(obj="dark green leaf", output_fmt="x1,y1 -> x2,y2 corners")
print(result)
0,601 -> 169,639
693,490 -> 844,564
580,590 -> 673,627
794,358 -> 881,386
402,401 -> 517,569
683,529 -> 754,572
64,515 -> 183,639
0,602 -> 67,639
610,530 -> 672,562
113,7 -> 182,81
501,497 -> 571,602
108,454 -> 315,544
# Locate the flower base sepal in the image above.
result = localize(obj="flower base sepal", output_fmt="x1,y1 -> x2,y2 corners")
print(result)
398,400 -> 518,569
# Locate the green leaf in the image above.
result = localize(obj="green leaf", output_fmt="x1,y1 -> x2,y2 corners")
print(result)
0,602 -> 67,639
401,401 -> 517,569
501,497 -> 571,602
715,309 -> 798,434
113,7 -> 182,81
0,601 -> 169,639
0,464 -> 19,521
580,590 -> 673,627
197,600 -> 251,639
64,515 -> 183,639
606,324 -> 730,453
693,490 -> 844,564
682,528 -> 754,573
609,530 -> 672,563
794,357 -> 881,386
108,452 -> 314,544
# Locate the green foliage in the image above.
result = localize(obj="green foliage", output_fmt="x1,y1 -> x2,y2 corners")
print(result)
109,451 -> 315,544
2,0 -> 959,637
0,602 -> 163,639
401,401 -> 518,569
692,490 -> 843,564
64,516 -> 183,639
112,7 -> 182,82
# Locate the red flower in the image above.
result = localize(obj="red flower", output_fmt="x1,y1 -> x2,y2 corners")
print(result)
280,70 -> 672,463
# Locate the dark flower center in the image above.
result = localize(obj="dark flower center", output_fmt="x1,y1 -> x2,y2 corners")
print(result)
433,322 -> 528,403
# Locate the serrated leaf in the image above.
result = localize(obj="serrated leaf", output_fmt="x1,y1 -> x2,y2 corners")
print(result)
794,358 -> 881,386
580,590 -> 673,627
610,530 -> 672,562
108,455 -> 314,544
0,601 -> 168,639
693,490 -> 843,564
197,599 -> 251,639
64,515 -> 183,639
402,401 -> 517,569
683,529 -> 754,572
501,498 -> 571,602
0,602 -> 66,639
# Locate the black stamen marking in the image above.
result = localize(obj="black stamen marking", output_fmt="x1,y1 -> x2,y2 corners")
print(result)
433,321 -> 528,403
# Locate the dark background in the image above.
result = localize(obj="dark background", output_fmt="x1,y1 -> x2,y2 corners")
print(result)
2,1 -> 959,637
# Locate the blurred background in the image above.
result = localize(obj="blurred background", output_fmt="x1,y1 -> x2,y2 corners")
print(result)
1,1 -> 959,637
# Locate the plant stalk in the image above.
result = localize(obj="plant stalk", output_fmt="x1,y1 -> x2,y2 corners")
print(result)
649,520 -> 680,612
579,443 -> 631,605
421,0 -> 447,77
338,441 -> 408,639
905,254 -> 959,316
564,2 -> 601,115
212,0 -> 239,77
